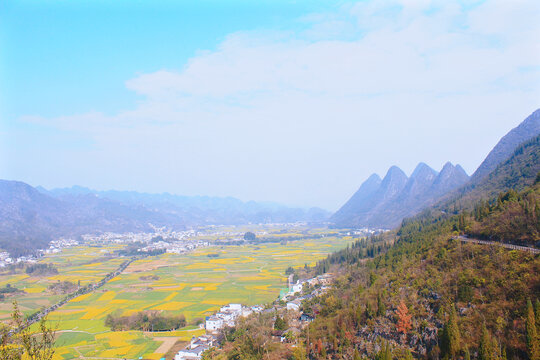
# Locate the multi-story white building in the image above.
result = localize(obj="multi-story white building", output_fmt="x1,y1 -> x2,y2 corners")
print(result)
205,316 -> 224,332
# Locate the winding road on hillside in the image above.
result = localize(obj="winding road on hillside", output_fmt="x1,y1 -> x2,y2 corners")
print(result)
456,235 -> 539,254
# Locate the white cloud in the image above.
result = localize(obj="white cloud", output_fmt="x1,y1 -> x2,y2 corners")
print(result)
13,0 -> 540,209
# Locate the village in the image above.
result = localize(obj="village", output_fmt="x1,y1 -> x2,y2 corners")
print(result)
173,273 -> 333,360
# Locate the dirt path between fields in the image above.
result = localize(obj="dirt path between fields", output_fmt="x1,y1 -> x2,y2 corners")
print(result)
152,336 -> 179,354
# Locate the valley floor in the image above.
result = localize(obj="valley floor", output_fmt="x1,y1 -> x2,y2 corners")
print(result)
0,227 -> 355,360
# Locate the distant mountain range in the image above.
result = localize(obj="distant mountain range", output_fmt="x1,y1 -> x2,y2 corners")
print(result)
332,108 -> 540,229
331,162 -> 469,229
0,184 -> 329,256
3,108 -> 539,255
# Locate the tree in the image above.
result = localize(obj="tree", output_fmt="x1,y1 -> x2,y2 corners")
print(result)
526,299 -> 539,360
243,232 -> 256,241
292,342 -> 307,360
463,347 -> 470,360
377,292 -> 386,317
315,338 -> 324,356
535,299 -> 540,335
396,301 -> 412,334
440,304 -> 461,359
478,323 -> 493,360
274,315 -> 287,331
376,341 -> 392,360
0,302 -> 56,360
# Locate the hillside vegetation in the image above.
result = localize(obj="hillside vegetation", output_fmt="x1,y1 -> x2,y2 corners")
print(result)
470,108 -> 540,183
445,134 -> 540,211
466,182 -> 540,246
209,182 -> 540,359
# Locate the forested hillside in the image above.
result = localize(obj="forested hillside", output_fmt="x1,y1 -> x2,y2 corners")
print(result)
207,121 -> 540,360
470,109 -> 540,183
209,181 -> 540,359
465,182 -> 540,246
444,134 -> 540,212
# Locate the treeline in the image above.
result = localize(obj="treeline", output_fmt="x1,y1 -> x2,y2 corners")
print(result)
312,235 -> 392,275
48,281 -> 78,294
25,263 -> 58,276
105,311 -> 186,331
0,284 -> 23,301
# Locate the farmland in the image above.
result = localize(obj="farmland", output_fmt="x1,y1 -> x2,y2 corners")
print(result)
0,227 -> 355,359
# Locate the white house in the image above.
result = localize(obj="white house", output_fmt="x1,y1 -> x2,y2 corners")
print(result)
290,282 -> 303,294
205,316 -> 223,332
287,301 -> 301,312
189,335 -> 215,350
220,303 -> 242,312
242,307 -> 253,317
175,345 -> 208,360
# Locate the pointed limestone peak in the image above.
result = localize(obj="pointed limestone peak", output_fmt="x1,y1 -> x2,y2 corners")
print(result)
410,162 -> 438,181
384,165 -> 407,181
439,161 -> 455,174
364,173 -> 382,186
432,161 -> 469,192
380,166 -> 408,195
349,173 -> 382,200
454,164 -> 468,177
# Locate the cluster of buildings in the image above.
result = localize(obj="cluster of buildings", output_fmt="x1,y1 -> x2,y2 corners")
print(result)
281,274 -> 332,314
137,240 -> 209,254
174,335 -> 216,360
0,237 -> 82,267
205,303 -> 264,332
282,274 -> 332,299
0,252 -> 38,267
173,303 -> 263,360
172,274 -> 333,360
44,238 -> 80,254
79,229 -> 211,254
81,229 -> 198,244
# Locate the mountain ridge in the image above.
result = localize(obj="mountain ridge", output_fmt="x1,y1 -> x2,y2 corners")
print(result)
0,181 -> 330,256
471,108 -> 540,183
331,162 -> 469,229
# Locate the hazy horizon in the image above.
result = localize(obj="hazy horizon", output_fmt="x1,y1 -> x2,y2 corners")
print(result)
2,0 -> 539,210
10,159 -> 468,212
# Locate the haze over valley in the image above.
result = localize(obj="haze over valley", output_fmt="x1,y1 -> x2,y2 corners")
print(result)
1,1 -> 540,359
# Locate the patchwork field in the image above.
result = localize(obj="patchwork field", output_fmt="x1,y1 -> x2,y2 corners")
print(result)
0,245 -> 125,320
1,230 -> 353,359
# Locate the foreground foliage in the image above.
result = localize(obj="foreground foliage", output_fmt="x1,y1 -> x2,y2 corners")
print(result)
0,302 -> 56,360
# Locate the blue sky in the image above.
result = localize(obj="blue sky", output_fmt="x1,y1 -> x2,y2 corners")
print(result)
1,0 -> 327,118
1,0 -> 539,210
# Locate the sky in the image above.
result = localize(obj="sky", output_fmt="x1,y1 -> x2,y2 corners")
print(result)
1,0 -> 539,211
